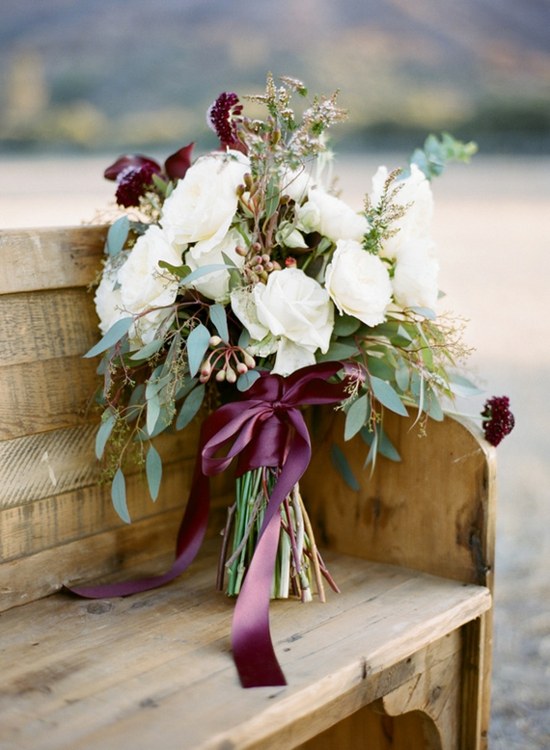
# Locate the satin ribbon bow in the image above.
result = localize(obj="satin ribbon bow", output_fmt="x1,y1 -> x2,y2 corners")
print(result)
70,361 -> 352,687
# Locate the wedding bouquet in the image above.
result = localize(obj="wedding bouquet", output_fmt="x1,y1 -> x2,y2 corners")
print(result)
82,74 -> 513,686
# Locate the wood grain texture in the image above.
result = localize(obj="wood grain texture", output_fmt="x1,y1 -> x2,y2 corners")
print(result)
0,288 -> 99,366
0,422 -> 201,510
0,226 -> 106,294
303,410 -> 497,588
0,542 -> 491,750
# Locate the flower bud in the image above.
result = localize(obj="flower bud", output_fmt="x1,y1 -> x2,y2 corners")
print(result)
236,362 -> 248,375
225,366 -> 237,384
215,369 -> 226,382
243,352 -> 256,369
209,335 -> 222,347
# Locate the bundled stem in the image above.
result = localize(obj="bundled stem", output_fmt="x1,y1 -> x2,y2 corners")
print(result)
218,467 -> 336,601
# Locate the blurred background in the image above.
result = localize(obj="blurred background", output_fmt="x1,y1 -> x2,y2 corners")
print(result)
1,1 -> 549,747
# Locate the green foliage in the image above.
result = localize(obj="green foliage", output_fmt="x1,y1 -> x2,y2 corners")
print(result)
410,133 -> 478,180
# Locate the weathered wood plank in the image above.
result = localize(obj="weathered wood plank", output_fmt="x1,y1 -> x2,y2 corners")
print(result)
0,226 -> 106,295
0,422 -> 201,510
0,543 -> 491,750
303,411 -> 497,588
0,356 -> 100,440
0,288 -> 99,366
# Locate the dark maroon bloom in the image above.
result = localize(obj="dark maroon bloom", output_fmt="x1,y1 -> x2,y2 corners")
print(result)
104,154 -> 161,181
481,395 -> 515,446
164,142 -> 195,180
114,163 -> 159,208
207,92 -> 245,151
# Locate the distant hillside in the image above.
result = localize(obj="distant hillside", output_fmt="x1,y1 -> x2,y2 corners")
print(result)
2,0 -> 550,152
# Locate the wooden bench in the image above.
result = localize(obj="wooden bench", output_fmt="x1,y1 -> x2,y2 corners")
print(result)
0,227 -> 496,749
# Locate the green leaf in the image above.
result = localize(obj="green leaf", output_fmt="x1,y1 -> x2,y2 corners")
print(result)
410,306 -> 436,320
316,341 -> 358,363
395,361 -> 410,392
210,303 -> 229,342
361,425 -> 401,462
237,369 -> 261,392
448,373 -> 483,397
105,216 -> 129,257
332,314 -> 361,337
145,444 -> 162,501
330,444 -> 360,491
187,323 -> 211,378
146,392 -> 161,436
370,376 -> 408,416
112,468 -> 130,524
129,338 -> 164,361
424,386 -> 444,421
180,264 -> 228,287
344,394 -> 369,441
95,409 -> 116,459
176,384 -> 205,430
366,356 -> 394,381
158,260 -> 191,278
84,317 -> 133,358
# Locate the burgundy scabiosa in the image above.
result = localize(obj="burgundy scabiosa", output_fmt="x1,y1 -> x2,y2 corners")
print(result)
481,395 -> 515,446
207,92 -> 245,151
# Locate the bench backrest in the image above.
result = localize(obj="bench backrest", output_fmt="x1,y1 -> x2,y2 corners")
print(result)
0,227 -> 496,612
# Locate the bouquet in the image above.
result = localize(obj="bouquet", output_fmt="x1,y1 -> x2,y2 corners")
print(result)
81,74 -> 514,686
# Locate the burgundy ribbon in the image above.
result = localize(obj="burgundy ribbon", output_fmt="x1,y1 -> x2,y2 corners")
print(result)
69,361 -> 352,687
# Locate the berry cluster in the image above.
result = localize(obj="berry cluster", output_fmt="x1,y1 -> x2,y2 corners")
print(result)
199,336 -> 256,384
481,395 -> 515,446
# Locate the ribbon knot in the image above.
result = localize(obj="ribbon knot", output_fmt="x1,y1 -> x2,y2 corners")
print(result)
69,361 -> 352,688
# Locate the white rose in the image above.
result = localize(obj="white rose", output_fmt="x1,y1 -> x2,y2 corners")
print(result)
231,268 -> 334,376
117,225 -> 183,346
185,229 -> 245,302
161,151 -> 249,253
370,164 -> 434,259
392,240 -> 440,311
296,187 -> 368,242
280,167 -> 314,203
325,239 -> 392,327
94,259 -> 126,335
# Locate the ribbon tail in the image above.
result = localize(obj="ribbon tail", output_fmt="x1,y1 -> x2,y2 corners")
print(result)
231,424 -> 311,688
67,445 -> 211,600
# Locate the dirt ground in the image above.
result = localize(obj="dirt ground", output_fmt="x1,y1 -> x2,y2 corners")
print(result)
1,153 -> 549,747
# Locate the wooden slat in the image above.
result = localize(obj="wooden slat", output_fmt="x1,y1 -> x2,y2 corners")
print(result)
0,226 -> 106,295
0,288 -> 99,366
0,543 -> 491,750
303,411 -> 497,588
0,422 -> 201,510
0,356 -> 100,440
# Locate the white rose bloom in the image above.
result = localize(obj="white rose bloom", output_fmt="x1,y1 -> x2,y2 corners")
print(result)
325,239 -> 392,327
185,229 -> 245,302
231,268 -> 334,376
392,240 -> 440,311
296,187 -> 368,242
117,225 -> 183,347
370,164 -> 434,259
161,151 -> 249,253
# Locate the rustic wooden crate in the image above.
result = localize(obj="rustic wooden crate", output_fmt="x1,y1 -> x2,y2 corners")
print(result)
0,227 -> 497,749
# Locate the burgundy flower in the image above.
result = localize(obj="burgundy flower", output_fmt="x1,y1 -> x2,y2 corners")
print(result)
104,154 -> 161,182
481,395 -> 515,446
164,142 -> 194,180
115,163 -> 159,208
207,92 -> 245,151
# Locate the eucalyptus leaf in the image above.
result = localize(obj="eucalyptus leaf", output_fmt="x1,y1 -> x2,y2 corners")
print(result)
332,314 -> 361,337
410,306 -> 436,320
448,373 -> 483,397
146,392 -> 161,436
84,317 -> 133,358
176,384 -> 205,430
361,425 -> 401,462
111,468 -> 130,524
344,394 -> 369,441
180,264 -> 228,287
370,376 -> 408,416
210,303 -> 229,342
237,369 -> 261,392
129,338 -> 164,361
395,361 -> 410,392
330,444 -> 360,491
158,260 -> 191,278
105,216 -> 129,258
95,409 -> 116,459
316,341 -> 358,363
187,323 -> 211,378
145,444 -> 162,501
